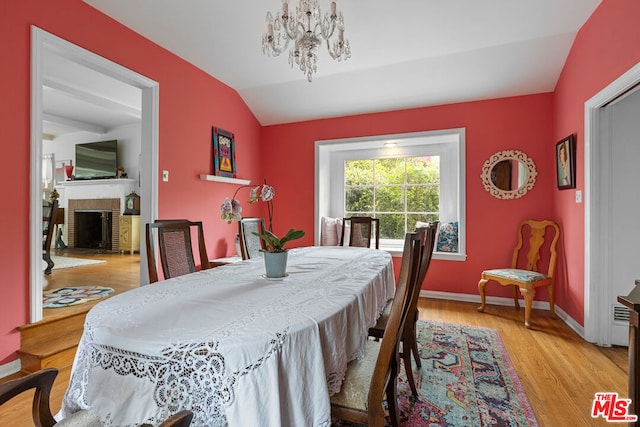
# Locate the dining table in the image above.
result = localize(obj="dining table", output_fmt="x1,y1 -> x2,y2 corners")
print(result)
60,246 -> 395,427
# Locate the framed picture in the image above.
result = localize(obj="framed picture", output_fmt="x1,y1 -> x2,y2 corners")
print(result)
556,134 -> 576,190
212,127 -> 236,178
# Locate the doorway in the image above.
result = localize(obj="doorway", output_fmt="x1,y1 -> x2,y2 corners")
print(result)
585,61 -> 640,346
30,27 -> 159,323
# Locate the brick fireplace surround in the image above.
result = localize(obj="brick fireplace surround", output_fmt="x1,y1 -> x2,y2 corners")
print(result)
68,198 -> 121,251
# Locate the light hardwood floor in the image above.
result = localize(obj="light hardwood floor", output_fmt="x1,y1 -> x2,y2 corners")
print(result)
0,253 -> 629,426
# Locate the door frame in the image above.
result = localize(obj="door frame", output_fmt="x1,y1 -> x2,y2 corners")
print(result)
30,27 -> 159,322
584,61 -> 640,345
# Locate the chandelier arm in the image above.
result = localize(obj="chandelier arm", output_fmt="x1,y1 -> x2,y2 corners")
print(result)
268,36 -> 290,56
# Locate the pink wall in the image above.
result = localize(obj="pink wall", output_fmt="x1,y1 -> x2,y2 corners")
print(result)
3,0 -> 638,369
261,94 -> 555,298
552,0 -> 640,325
0,0 -> 262,364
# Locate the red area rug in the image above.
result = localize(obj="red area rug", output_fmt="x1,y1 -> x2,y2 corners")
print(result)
334,320 -> 538,426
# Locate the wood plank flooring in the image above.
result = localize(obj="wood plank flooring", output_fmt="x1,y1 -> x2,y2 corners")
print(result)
0,253 -> 629,426
43,248 -> 140,321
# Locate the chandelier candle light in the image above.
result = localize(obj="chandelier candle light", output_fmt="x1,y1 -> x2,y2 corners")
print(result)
262,0 -> 351,82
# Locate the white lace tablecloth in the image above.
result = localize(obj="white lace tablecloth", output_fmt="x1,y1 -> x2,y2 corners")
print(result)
60,246 -> 394,427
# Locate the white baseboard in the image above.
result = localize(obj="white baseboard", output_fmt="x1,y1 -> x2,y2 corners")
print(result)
420,290 -> 585,339
0,359 -> 21,379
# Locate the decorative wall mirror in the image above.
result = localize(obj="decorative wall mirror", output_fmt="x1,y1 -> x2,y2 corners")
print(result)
481,150 -> 537,199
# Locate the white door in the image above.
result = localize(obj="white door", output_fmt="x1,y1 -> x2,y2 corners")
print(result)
603,86 -> 640,346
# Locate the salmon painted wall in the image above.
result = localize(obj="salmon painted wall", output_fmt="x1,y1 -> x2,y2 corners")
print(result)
261,94 -> 556,299
0,0 -> 262,364
552,0 -> 640,325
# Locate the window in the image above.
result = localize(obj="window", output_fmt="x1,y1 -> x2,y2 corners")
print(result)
345,156 -> 441,239
315,129 -> 466,260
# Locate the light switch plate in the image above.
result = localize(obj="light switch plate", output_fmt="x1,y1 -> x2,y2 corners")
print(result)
162,170 -> 169,182
576,190 -> 582,203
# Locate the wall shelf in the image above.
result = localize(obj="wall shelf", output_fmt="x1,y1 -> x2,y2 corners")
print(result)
199,174 -> 250,185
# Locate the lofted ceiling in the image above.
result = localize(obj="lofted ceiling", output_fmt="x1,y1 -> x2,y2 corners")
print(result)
44,0 -> 602,138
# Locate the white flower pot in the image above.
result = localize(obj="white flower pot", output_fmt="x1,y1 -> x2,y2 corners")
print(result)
263,251 -> 288,278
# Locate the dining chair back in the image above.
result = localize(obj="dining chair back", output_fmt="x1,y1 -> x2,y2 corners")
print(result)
368,222 -> 438,396
331,230 -> 423,426
340,216 -> 380,249
145,220 -> 211,283
238,217 -> 266,260
0,368 -> 194,426
42,200 -> 59,275
477,219 -> 561,328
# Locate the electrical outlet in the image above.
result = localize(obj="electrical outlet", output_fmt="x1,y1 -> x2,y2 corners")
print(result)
162,170 -> 169,182
576,190 -> 582,203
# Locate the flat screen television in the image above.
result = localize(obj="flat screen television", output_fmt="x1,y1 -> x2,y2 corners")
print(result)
75,140 -> 118,180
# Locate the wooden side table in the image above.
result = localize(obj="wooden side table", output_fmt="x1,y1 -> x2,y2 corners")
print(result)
618,280 -> 640,425
119,215 -> 140,254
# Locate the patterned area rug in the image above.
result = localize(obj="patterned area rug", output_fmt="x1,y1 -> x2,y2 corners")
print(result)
51,256 -> 106,270
43,286 -> 114,308
334,320 -> 538,426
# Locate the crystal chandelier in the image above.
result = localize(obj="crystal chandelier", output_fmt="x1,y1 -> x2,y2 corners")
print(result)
262,0 -> 351,82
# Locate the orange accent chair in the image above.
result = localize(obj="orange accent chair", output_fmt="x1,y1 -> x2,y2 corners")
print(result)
477,219 -> 560,328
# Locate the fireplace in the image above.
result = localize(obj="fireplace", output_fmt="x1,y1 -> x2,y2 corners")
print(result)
75,210 -> 113,250
68,199 -> 121,251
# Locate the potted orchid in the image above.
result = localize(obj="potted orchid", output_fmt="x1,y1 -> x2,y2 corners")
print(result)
220,182 -> 305,277
253,228 -> 305,278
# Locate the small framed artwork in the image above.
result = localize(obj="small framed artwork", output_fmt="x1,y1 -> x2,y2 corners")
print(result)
556,134 -> 576,190
212,127 -> 236,178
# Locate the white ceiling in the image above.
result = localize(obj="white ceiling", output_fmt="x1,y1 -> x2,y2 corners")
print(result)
44,0 -> 602,137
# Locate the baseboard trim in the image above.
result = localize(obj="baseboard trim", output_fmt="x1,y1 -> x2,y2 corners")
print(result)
0,359 -> 21,379
420,290 -> 585,339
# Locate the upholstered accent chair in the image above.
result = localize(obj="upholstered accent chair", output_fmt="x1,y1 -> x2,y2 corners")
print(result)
477,219 -> 561,328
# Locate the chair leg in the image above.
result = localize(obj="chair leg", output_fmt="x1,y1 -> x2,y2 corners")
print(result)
43,252 -> 54,275
477,278 -> 488,312
511,284 -> 521,309
412,313 -> 421,368
403,337 -> 420,397
548,284 -> 556,318
411,330 -> 421,369
520,287 -> 535,328
386,360 -> 400,427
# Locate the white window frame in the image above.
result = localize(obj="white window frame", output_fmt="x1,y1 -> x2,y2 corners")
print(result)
315,128 -> 466,261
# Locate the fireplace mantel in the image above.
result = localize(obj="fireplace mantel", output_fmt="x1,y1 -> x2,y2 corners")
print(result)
57,179 -> 137,213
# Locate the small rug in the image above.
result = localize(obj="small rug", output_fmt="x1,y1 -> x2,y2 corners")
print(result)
51,256 -> 106,270
334,320 -> 538,426
43,286 -> 114,308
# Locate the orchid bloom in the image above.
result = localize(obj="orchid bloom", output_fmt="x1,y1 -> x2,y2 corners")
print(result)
220,197 -> 242,224
221,182 -> 275,230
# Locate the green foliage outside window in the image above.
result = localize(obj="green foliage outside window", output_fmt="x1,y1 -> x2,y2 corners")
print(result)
344,156 -> 440,240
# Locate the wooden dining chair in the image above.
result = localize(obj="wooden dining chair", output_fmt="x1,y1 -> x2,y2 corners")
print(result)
0,368 -> 194,426
368,222 -> 438,397
340,216 -> 380,249
145,220 -> 211,283
330,231 -> 423,427
477,219 -> 561,328
238,217 -> 265,260
42,200 -> 59,275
